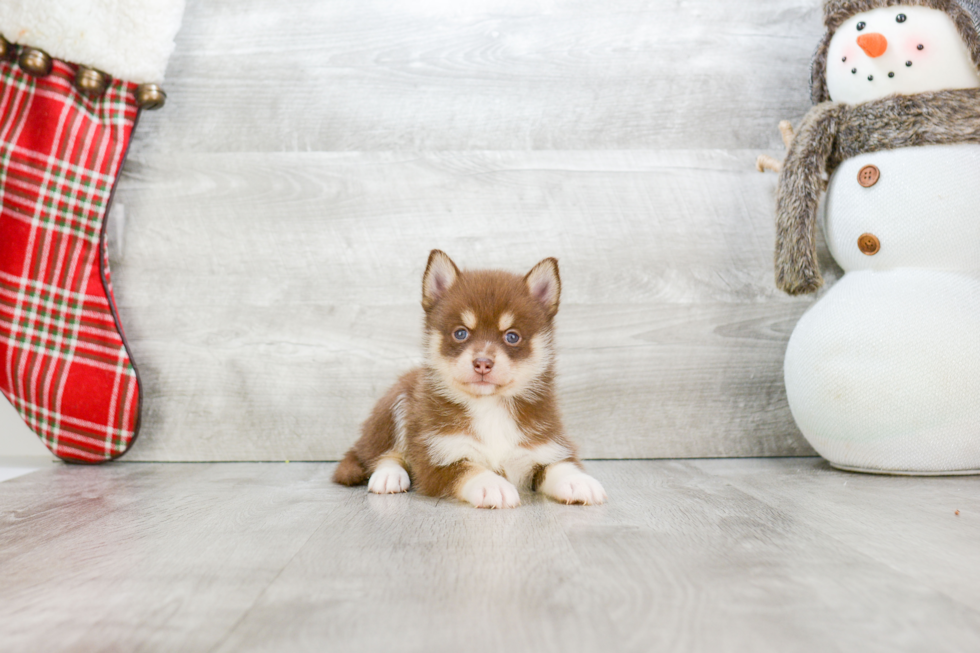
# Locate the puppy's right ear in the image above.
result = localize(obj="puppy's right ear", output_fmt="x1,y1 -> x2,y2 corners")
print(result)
422,250 -> 459,310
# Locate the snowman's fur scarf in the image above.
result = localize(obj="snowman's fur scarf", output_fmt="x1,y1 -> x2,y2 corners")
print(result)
811,0 -> 980,103
775,88 -> 980,295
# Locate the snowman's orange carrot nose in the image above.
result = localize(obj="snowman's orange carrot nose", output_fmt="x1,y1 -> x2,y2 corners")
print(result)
857,33 -> 888,57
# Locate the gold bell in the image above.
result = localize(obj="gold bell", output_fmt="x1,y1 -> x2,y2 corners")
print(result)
0,34 -> 12,61
19,47 -> 52,77
76,66 -> 108,99
135,83 -> 166,110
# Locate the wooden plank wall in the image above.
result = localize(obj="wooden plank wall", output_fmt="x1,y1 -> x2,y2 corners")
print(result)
114,0 -> 832,461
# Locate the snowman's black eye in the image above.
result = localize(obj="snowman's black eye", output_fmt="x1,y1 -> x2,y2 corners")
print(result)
857,21 -> 866,31
896,14 -> 907,23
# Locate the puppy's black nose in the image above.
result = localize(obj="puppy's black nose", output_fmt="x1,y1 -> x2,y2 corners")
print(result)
473,358 -> 494,375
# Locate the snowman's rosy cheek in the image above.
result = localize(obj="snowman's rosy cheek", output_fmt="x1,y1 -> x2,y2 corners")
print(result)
902,36 -> 927,60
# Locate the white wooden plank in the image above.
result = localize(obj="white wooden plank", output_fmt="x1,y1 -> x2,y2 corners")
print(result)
690,458 -> 980,612
132,0 -> 822,152
114,150 -> 830,308
118,302 -> 815,461
99,0 -> 842,461
212,460 -> 980,652
4,461 -> 979,652
0,463 -> 338,653
110,150 -> 827,460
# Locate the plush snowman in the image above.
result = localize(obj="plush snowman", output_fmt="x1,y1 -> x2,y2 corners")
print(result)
773,0 -> 980,473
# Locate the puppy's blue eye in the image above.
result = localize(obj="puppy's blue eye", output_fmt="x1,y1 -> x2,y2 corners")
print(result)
857,21 -> 866,31
453,328 -> 469,341
504,331 -> 521,345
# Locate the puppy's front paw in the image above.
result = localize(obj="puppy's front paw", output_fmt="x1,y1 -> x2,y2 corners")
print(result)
541,463 -> 607,505
550,474 -> 606,505
367,461 -> 411,494
459,470 -> 521,509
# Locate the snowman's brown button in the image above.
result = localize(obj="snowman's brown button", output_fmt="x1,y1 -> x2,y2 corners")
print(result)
858,233 -> 880,255
858,164 -> 880,187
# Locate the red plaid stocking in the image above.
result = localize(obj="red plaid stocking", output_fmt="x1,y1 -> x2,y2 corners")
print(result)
0,54 -> 141,462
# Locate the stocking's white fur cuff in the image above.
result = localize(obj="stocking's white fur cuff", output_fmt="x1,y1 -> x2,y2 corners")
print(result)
0,0 -> 185,83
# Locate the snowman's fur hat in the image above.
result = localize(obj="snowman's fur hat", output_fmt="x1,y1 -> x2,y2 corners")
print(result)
810,0 -> 980,103
775,88 -> 980,294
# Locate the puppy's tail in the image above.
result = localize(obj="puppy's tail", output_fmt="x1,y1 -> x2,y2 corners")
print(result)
333,449 -> 370,486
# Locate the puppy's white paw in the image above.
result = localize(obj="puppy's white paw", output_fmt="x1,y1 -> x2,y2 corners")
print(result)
550,474 -> 607,505
540,463 -> 607,505
367,461 -> 411,494
460,470 -> 521,509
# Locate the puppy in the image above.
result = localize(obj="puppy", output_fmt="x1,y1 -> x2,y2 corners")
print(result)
333,250 -> 606,508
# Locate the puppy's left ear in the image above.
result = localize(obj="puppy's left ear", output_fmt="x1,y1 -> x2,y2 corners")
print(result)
524,258 -> 561,317
422,249 -> 460,311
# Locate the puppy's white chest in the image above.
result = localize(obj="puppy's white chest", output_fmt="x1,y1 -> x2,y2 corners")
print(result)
425,399 -> 566,487
468,400 -> 525,471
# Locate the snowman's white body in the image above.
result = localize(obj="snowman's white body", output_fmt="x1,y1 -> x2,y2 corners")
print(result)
784,143 -> 980,472
782,5 -> 980,473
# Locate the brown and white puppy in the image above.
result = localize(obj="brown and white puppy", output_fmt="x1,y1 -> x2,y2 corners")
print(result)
333,250 -> 606,508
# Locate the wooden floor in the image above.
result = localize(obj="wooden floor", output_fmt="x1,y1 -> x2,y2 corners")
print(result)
1,459 -> 978,652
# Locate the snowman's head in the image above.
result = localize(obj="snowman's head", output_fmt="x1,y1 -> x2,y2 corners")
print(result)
812,1 -> 980,104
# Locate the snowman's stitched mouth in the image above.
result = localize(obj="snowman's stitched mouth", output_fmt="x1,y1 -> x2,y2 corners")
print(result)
848,67 -> 898,82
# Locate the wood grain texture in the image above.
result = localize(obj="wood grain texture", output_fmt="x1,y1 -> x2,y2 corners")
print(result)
2,460 -> 979,652
690,458 -> 980,612
131,0 -> 823,153
0,463 -> 336,652
105,0 -> 839,460
111,151 -> 831,461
